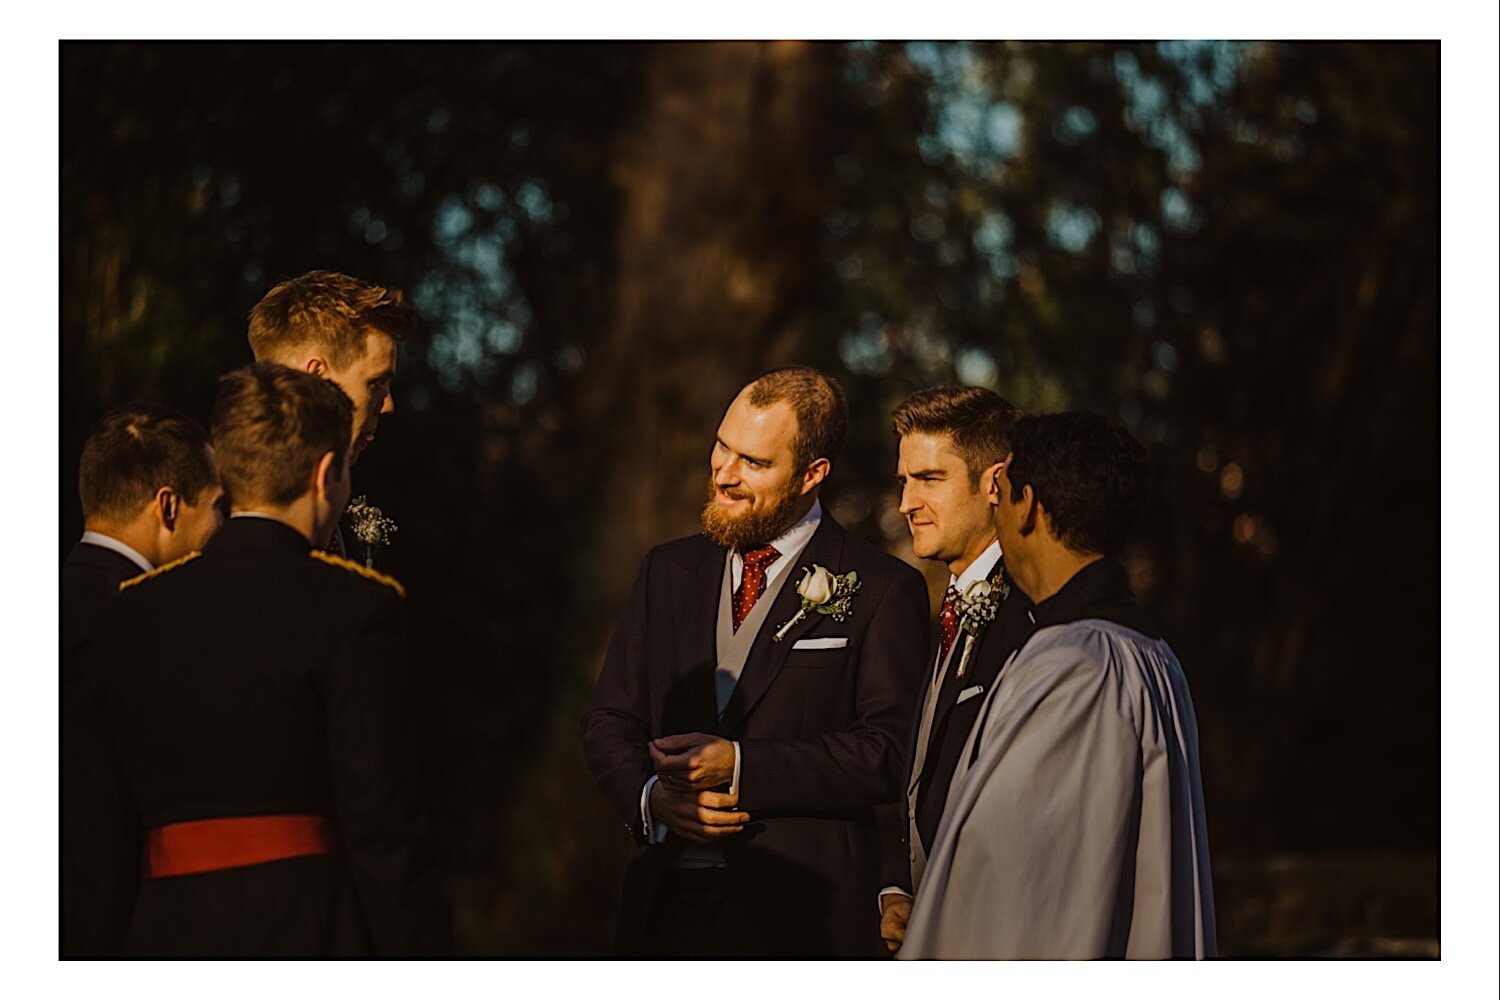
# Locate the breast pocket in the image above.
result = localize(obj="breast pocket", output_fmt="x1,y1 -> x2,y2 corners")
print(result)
784,646 -> 851,669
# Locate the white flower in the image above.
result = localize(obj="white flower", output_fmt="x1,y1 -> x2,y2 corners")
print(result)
964,579 -> 994,602
798,565 -> 836,605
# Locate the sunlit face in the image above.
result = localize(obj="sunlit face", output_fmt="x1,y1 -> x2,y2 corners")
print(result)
702,390 -> 810,550
324,331 -> 397,465
896,432 -> 997,574
168,447 -> 227,560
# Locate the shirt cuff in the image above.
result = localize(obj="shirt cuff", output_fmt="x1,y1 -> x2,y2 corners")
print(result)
729,740 -> 742,798
640,774 -> 669,845
878,886 -> 913,914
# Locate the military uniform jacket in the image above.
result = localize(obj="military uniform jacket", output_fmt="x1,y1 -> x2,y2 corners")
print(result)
67,517 -> 450,956
580,514 -> 930,956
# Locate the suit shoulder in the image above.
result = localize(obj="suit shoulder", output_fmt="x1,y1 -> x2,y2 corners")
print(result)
307,549 -> 407,600
117,551 -> 202,593
837,528 -> 924,588
646,532 -> 719,569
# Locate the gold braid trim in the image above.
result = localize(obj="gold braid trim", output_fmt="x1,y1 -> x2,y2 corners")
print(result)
118,551 -> 202,592
309,549 -> 406,599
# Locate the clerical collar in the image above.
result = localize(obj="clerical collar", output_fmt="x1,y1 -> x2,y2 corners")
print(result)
949,540 -> 1002,594
1027,556 -> 1159,639
79,531 -> 153,574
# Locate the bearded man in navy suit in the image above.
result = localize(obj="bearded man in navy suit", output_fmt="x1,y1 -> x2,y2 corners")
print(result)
581,366 -> 929,957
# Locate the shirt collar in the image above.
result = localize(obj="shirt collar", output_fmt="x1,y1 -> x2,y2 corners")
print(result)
949,539 -> 1002,595
79,531 -> 153,574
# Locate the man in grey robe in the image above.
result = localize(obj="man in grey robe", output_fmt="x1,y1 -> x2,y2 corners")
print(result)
900,412 -> 1215,960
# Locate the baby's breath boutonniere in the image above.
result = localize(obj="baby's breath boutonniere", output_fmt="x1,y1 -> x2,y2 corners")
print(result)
346,495 -> 398,569
953,574 -> 1006,678
773,564 -> 861,642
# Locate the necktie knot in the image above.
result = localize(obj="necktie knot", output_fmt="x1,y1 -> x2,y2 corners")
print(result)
733,545 -> 782,631
939,585 -> 961,659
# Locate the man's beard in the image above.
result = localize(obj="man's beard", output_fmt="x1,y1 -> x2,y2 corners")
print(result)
700,475 -> 806,551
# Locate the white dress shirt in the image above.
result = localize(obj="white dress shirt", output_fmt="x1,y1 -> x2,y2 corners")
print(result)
640,499 -> 824,845
79,530 -> 153,575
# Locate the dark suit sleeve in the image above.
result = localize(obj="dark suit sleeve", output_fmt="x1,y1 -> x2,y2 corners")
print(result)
319,594 -> 452,956
578,551 -> 657,839
737,566 -> 929,814
60,644 -> 140,957
877,799 -> 914,895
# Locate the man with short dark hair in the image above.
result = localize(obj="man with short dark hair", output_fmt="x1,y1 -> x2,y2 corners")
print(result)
877,385 -> 1032,952
68,364 -> 450,956
581,365 -> 930,957
64,405 -> 225,661
62,403 -> 225,957
900,412 -> 1216,959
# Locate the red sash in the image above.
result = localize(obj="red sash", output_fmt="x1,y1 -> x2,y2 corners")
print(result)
145,814 -> 339,879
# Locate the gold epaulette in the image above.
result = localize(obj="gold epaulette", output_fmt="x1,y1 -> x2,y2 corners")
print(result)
119,551 -> 201,592
309,549 -> 406,599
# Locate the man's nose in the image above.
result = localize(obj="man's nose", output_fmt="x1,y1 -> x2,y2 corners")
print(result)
713,460 -> 738,487
898,484 -> 920,515
380,391 -> 395,416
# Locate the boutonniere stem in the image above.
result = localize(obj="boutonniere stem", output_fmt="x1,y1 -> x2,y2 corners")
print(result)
773,564 -> 860,642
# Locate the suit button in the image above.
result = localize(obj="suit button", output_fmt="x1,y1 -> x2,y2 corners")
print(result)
909,850 -> 916,862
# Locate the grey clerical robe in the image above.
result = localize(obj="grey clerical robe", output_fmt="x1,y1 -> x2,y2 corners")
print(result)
899,616 -> 1215,959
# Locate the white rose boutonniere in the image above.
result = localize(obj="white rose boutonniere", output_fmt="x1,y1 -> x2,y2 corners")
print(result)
773,564 -> 861,642
953,573 -> 1006,678
346,495 -> 398,569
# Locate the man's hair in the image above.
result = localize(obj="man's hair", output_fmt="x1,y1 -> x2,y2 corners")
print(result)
247,270 -> 416,370
1005,412 -> 1151,556
892,385 -> 1022,488
744,366 -> 848,473
78,405 -> 217,523
210,364 -> 354,508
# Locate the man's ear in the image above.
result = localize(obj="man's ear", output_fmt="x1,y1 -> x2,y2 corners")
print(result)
154,486 -> 180,531
982,461 -> 1005,507
801,457 -> 831,495
312,451 -> 338,501
1018,484 -> 1039,537
305,356 -> 328,378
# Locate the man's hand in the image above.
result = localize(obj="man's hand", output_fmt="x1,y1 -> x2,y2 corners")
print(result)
879,894 -> 912,953
650,732 -> 736,792
648,782 -> 749,844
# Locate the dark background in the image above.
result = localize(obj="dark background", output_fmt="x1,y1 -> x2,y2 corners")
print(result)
60,41 -> 1439,956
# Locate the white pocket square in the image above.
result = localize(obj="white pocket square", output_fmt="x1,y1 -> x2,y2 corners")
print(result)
792,637 -> 849,650
956,684 -> 985,704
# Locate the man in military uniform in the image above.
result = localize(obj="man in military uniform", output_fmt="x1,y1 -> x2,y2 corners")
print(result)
62,404 -> 225,957
67,364 -> 450,956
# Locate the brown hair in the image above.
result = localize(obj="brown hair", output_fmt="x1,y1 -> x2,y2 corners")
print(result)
745,366 -> 848,472
892,385 -> 1022,488
78,404 -> 217,523
210,364 -> 354,508
247,270 -> 416,370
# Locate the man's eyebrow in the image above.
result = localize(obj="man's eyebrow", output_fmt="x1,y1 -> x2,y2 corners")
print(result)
716,437 -> 773,465
908,468 -> 947,479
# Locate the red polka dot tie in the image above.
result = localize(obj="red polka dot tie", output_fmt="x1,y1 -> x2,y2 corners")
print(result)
939,585 -> 960,660
733,545 -> 782,631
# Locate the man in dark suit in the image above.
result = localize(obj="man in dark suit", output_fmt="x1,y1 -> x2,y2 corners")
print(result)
67,364 -> 450,956
581,366 -> 930,957
877,386 -> 1034,953
61,404 -> 225,957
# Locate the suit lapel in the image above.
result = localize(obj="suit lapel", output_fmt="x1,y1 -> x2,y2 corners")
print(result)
927,568 -> 1012,742
666,540 -> 728,733
720,516 -> 846,734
